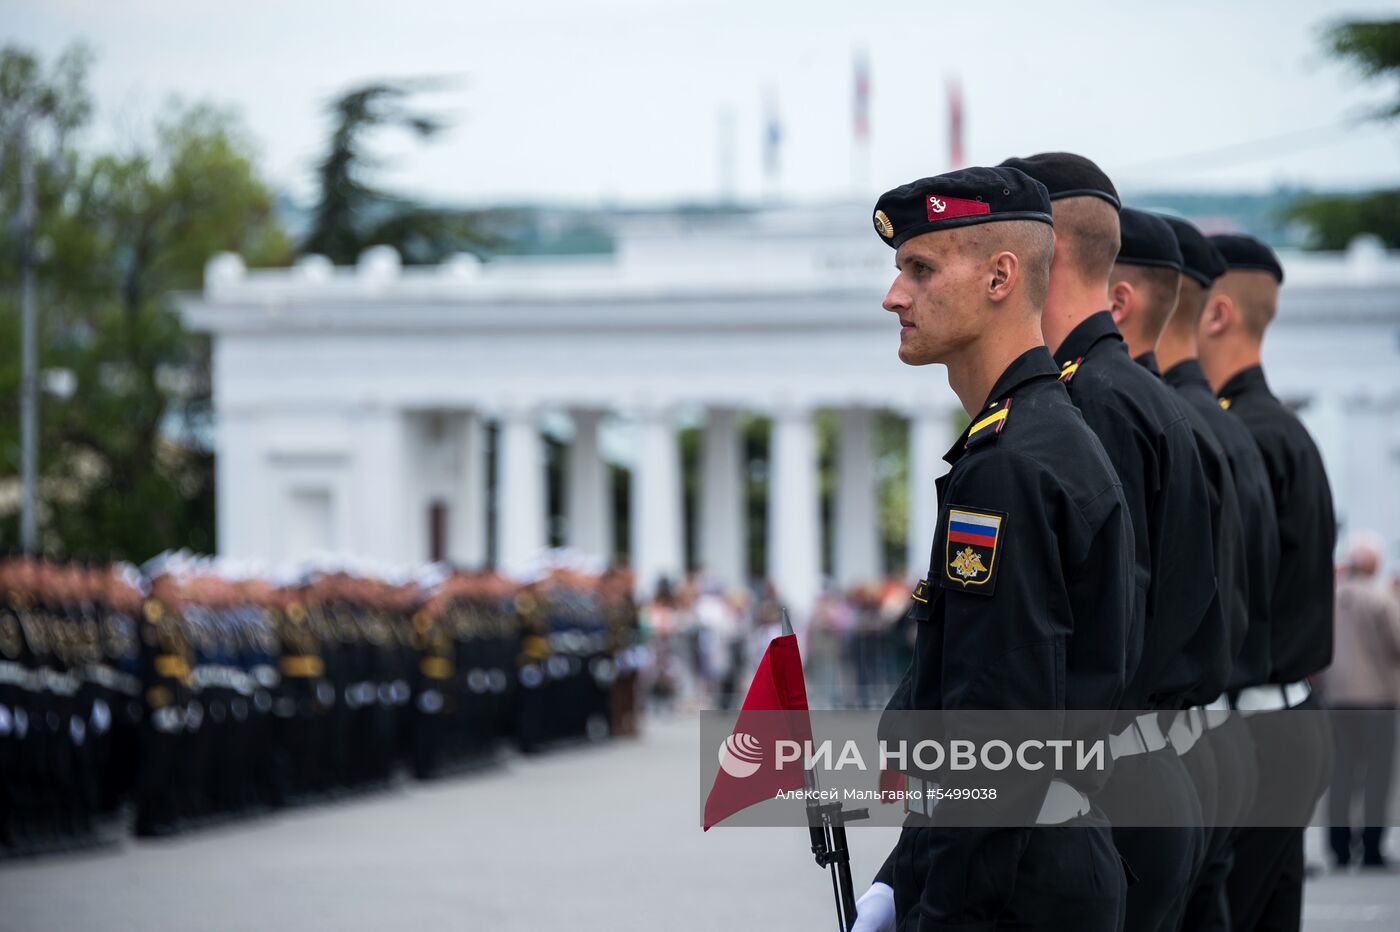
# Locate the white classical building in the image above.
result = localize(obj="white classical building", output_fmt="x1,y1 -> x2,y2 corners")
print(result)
180,206 -> 1400,613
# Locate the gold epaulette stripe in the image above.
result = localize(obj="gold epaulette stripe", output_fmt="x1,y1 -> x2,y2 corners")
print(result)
969,408 -> 1008,436
154,655 -> 190,680
280,655 -> 324,678
421,657 -> 454,680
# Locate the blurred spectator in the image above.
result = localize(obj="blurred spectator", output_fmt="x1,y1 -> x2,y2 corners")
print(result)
806,585 -> 853,708
630,572 -> 913,712
1322,532 -> 1400,869
691,577 -> 744,710
640,578 -> 689,711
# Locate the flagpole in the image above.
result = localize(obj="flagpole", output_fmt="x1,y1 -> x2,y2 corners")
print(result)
787,609 -> 862,931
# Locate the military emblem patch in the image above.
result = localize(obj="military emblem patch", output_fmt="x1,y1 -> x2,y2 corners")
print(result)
941,507 -> 1005,595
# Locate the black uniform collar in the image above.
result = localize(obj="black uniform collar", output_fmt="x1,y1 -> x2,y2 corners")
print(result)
1217,364 -> 1273,402
1053,310 -> 1123,368
1162,358 -> 1210,391
944,346 -> 1060,464
1134,351 -> 1161,376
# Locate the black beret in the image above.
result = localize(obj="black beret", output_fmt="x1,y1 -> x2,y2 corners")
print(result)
1116,208 -> 1183,272
1209,233 -> 1284,284
872,166 -> 1052,249
1161,215 -> 1227,288
998,152 -> 1120,210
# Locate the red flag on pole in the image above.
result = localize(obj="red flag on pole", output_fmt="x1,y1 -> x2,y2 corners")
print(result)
947,77 -> 965,170
853,51 -> 870,142
702,632 -> 812,830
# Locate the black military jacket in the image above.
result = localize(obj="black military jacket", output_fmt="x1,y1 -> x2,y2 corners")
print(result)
1217,365 -> 1335,683
1165,359 -> 1280,691
911,346 -> 1132,716
1054,312 -> 1217,711
1138,352 -> 1238,706
876,347 -> 1133,927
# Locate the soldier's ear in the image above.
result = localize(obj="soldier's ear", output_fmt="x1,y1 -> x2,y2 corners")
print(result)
987,251 -> 1017,303
1108,279 -> 1134,325
1200,293 -> 1232,339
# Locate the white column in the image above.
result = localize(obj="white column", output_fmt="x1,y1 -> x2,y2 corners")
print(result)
451,410 -> 489,567
835,406 -> 880,586
906,406 -> 956,579
215,406 -> 265,560
496,406 -> 547,575
700,407 -> 747,590
354,404 -> 409,563
566,409 -> 612,565
631,406 -> 685,597
768,406 -> 821,619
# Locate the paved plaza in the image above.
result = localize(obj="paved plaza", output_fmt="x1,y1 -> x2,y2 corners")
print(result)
1,716 -> 1396,931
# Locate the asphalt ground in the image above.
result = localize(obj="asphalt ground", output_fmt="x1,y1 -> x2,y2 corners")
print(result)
0,715 -> 1396,931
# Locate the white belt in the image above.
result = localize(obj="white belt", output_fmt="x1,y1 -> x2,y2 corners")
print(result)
1168,709 -> 1204,756
905,776 -> 1089,825
1109,712 -> 1168,760
1204,695 -> 1231,729
1234,680 -> 1311,716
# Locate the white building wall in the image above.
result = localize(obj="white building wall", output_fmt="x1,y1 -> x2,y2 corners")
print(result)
187,212 -> 1400,585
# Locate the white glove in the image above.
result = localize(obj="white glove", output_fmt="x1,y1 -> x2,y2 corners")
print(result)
848,882 -> 895,932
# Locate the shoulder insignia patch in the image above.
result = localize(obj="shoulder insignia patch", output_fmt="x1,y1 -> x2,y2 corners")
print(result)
911,579 -> 929,603
965,397 -> 1012,450
1218,397 -> 1232,410
1059,357 -> 1083,383
940,506 -> 1006,596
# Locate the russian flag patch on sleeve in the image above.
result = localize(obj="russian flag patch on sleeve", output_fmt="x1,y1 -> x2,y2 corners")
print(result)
941,506 -> 1006,595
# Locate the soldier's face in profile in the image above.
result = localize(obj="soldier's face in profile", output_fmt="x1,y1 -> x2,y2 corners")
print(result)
883,231 -> 985,366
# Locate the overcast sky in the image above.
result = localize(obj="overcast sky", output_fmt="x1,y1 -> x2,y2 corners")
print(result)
8,1 -> 1400,206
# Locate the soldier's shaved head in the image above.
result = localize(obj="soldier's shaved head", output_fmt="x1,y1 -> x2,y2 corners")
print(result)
1051,197 -> 1121,287
1170,276 -> 1211,327
1197,269 -> 1283,390
1211,270 -> 1278,338
1109,262 -> 1181,356
947,219 -> 1055,312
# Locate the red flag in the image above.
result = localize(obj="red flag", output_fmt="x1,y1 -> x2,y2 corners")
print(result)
947,77 -> 965,170
853,50 -> 870,142
702,633 -> 812,830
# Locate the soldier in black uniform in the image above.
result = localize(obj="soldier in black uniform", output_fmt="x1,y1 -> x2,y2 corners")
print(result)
999,153 -> 1217,932
851,166 -> 1133,932
1109,209 -> 1253,930
0,555 -> 38,848
1198,234 -> 1335,932
1156,216 -> 1276,932
134,567 -> 193,836
599,566 -> 642,737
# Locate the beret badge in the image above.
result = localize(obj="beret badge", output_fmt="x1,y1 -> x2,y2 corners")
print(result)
873,210 -> 894,240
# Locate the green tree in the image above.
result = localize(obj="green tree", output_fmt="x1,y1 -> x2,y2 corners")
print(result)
1326,20 -> 1400,119
1282,189 -> 1400,249
302,80 -> 493,264
1285,20 -> 1400,248
1,43 -> 290,559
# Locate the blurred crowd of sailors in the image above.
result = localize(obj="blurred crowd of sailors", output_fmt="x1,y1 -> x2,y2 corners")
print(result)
0,550 -> 644,853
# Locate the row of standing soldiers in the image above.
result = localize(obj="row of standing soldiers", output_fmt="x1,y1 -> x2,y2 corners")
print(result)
0,554 -> 644,851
